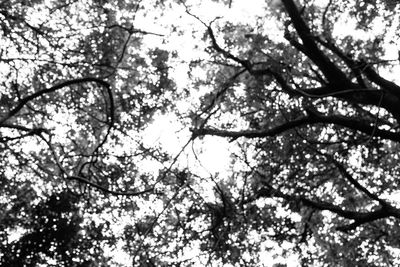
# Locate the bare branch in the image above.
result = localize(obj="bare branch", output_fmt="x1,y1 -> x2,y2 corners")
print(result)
281,0 -> 350,86
191,113 -> 400,142
360,61 -> 400,98
207,26 -> 251,69
321,0 -> 333,34
0,77 -> 112,125
67,175 -> 154,196
108,24 -> 164,37
322,153 -> 387,204
316,38 -> 366,87
254,186 -> 400,231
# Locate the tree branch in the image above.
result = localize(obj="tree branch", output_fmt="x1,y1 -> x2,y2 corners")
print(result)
315,37 -> 367,88
191,113 -> 400,142
0,123 -> 49,143
0,122 -> 47,132
314,152 -> 387,205
254,186 -> 400,231
0,77 -> 112,125
360,61 -> 400,98
207,26 -> 251,70
331,159 -> 385,204
281,0 -> 350,86
67,175 -> 154,197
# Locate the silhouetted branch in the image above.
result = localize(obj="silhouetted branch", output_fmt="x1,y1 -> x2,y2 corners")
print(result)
191,113 -> 400,142
252,185 -> 400,231
0,77 -> 112,125
321,153 -> 387,204
207,26 -> 251,69
67,175 -> 154,196
315,37 -> 367,88
108,24 -> 164,37
282,0 -> 350,85
360,61 -> 400,98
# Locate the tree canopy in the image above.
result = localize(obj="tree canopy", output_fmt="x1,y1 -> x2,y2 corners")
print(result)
1,0 -> 400,266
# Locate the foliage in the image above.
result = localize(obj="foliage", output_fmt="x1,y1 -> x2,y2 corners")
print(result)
0,190 -> 111,266
1,0 -> 400,266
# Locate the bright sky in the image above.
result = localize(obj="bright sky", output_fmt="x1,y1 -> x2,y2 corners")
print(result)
135,0 -> 273,174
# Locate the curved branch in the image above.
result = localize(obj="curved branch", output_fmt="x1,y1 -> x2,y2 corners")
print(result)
0,77 -> 112,125
254,186 -> 400,231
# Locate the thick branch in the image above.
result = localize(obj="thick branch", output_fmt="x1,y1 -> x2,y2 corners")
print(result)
191,113 -> 400,142
335,209 -> 389,232
361,62 -> 400,98
281,0 -> 350,86
291,23 -> 400,120
273,78 -> 400,122
315,37 -> 366,88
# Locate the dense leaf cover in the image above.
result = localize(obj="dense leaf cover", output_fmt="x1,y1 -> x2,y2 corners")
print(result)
1,0 -> 400,266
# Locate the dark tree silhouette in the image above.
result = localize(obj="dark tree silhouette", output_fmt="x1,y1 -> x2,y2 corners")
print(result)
1,0 -> 400,266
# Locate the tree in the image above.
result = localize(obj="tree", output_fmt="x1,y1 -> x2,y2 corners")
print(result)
1,0 -> 400,266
